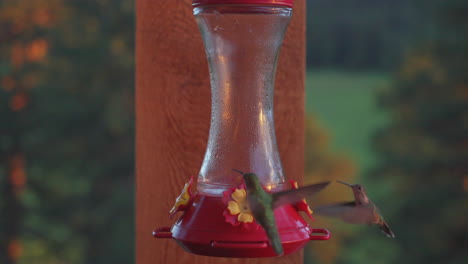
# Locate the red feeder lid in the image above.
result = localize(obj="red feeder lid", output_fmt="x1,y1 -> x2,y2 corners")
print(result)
193,0 -> 294,8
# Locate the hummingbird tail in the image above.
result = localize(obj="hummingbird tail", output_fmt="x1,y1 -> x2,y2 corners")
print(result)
265,225 -> 284,256
379,220 -> 395,238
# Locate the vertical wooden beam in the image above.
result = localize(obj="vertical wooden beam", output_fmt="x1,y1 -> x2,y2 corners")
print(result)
136,0 -> 306,263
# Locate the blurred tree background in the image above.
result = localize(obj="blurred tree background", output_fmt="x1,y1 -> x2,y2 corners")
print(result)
306,0 -> 468,264
1,0 -> 134,263
0,0 -> 466,263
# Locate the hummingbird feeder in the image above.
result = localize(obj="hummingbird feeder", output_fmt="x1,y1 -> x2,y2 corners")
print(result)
153,0 -> 331,257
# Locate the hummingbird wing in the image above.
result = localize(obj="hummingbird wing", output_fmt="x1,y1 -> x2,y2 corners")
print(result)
314,201 -> 376,224
271,181 -> 330,209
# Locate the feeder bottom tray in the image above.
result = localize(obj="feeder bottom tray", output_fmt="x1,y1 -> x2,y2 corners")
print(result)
154,194 -> 330,258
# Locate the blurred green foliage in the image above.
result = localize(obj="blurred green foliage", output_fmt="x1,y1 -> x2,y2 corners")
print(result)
347,1 -> 468,262
306,0 -> 418,70
306,0 -> 468,263
306,71 -> 390,174
305,71 -> 391,264
1,0 -> 134,263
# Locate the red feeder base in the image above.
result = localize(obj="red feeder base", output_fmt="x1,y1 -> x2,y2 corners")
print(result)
154,193 -> 330,258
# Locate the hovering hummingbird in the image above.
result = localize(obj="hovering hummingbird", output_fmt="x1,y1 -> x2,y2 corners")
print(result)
233,169 -> 330,255
314,180 -> 395,238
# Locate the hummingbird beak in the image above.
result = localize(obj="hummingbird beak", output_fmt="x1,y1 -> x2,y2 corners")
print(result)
336,180 -> 353,187
232,169 -> 245,175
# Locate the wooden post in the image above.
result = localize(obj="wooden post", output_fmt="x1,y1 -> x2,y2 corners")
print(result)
136,1 -> 306,263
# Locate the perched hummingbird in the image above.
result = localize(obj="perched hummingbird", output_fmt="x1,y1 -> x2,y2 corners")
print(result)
314,180 -> 395,238
233,169 -> 330,256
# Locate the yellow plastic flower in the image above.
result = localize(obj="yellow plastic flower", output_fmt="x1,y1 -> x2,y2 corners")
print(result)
169,177 -> 194,218
227,189 -> 254,223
